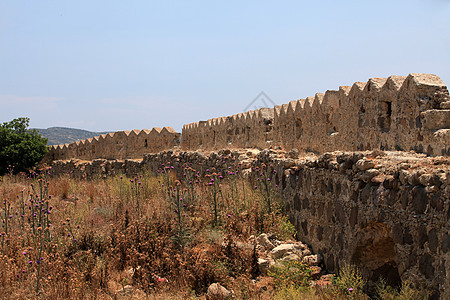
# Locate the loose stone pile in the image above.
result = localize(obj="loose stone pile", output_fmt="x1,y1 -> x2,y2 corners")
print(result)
251,233 -> 331,283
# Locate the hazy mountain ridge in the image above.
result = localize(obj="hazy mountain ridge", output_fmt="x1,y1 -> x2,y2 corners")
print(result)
34,127 -> 111,146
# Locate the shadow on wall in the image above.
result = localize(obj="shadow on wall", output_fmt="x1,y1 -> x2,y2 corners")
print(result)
351,223 -> 401,287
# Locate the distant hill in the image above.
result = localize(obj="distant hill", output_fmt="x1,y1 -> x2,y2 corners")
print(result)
34,127 -> 111,146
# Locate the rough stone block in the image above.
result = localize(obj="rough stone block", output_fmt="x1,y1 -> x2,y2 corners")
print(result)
421,109 -> 450,130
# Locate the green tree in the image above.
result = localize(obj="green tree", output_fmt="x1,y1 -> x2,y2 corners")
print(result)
0,117 -> 48,175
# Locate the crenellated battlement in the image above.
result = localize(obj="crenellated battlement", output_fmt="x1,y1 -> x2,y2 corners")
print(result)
46,127 -> 181,161
45,73 -> 449,162
41,73 -> 450,298
182,73 -> 450,156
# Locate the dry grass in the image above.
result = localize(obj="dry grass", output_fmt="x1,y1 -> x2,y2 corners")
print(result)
0,162 -> 283,299
0,161 -> 427,299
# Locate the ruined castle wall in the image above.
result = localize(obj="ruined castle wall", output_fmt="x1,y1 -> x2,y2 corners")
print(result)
262,151 -> 450,299
277,103 -> 290,149
45,73 -> 448,161
181,107 -> 275,151
45,127 -> 181,161
252,108 -> 274,149
42,73 -> 449,298
181,73 -> 450,156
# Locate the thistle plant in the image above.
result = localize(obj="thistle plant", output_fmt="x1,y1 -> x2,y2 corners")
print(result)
2,199 -> 11,235
158,163 -> 175,202
222,157 -> 244,215
205,170 -> 225,228
254,163 -> 278,215
18,191 -> 27,230
119,175 -> 124,199
28,179 -> 53,294
130,176 -> 143,217
182,163 -> 200,205
0,199 -> 11,255
168,181 -> 189,247
64,217 -> 78,245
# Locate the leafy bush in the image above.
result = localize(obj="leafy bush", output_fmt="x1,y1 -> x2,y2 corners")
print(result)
268,260 -> 312,289
275,215 -> 297,240
376,278 -> 429,300
330,264 -> 367,298
274,284 -> 315,300
0,117 -> 48,175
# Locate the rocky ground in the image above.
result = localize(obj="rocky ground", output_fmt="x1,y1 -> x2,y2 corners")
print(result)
111,233 -> 333,299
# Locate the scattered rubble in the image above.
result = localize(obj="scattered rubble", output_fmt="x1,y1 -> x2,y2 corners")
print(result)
251,233 -> 332,286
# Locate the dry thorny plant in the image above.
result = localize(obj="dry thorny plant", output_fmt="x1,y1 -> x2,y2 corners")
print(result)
0,160 -> 289,299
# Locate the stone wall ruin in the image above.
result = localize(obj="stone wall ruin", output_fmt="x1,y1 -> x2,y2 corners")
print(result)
44,149 -> 450,298
46,127 -> 180,161
182,73 -> 450,156
43,73 -> 450,298
46,73 -> 449,161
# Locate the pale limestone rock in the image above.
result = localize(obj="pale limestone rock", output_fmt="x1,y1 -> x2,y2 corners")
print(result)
246,149 -> 260,157
361,169 -> 380,183
239,159 -> 252,169
302,254 -> 322,266
399,170 -> 410,185
280,253 -> 301,262
257,258 -> 270,274
301,249 -> 312,257
207,283 -> 233,300
269,244 -> 296,259
355,158 -> 375,171
256,233 -> 275,251
248,235 -> 256,243
294,242 -> 308,250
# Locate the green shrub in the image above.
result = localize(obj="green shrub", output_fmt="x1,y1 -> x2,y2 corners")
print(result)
268,260 -> 312,289
274,284 -> 315,300
330,264 -> 367,298
276,215 -> 297,240
376,278 -> 429,300
0,117 -> 48,175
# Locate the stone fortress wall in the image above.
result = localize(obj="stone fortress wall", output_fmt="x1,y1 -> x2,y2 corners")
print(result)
45,149 -> 450,298
44,73 -> 450,298
48,73 -> 449,160
182,73 -> 450,156
47,127 -> 181,161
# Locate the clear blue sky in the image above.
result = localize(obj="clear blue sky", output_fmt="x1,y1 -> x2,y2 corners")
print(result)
1,0 -> 449,132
